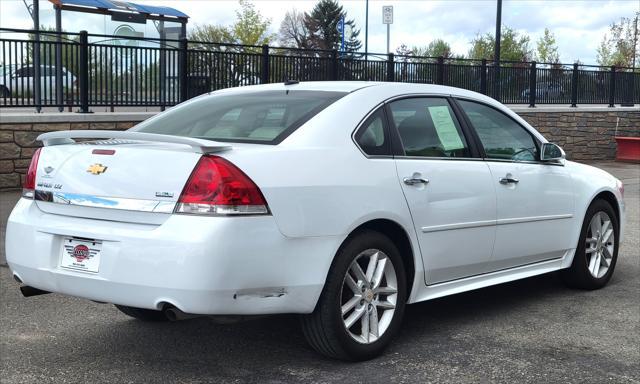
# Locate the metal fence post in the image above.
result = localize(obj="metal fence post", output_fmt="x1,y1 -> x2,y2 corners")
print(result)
387,53 -> 395,82
528,61 -> 537,107
480,59 -> 487,95
609,66 -> 616,107
77,30 -> 90,113
570,62 -> 579,107
179,37 -> 188,103
261,44 -> 270,84
437,56 -> 444,85
331,50 -> 339,80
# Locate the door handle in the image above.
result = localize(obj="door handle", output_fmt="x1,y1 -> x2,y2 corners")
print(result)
403,177 -> 429,186
499,176 -> 519,184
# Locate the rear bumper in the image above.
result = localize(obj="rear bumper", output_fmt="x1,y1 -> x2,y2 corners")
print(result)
6,199 -> 339,315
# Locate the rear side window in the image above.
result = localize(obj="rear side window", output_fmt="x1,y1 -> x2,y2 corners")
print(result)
354,108 -> 390,156
389,97 -> 470,158
457,100 -> 538,161
133,90 -> 346,144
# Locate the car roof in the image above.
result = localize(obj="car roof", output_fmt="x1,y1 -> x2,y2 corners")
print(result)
215,81 -> 491,99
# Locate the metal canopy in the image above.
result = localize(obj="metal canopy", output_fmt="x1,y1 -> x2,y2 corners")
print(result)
48,0 -> 189,20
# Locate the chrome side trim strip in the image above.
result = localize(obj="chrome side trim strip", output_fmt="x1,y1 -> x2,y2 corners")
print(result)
496,213 -> 573,225
421,219 -> 495,233
35,191 -> 176,213
421,214 -> 573,233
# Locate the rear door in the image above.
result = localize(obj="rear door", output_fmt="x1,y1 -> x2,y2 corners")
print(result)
456,99 -> 575,271
390,97 -> 497,284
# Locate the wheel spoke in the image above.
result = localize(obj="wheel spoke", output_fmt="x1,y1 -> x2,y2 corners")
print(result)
351,263 -> 367,284
361,308 -> 370,342
369,306 -> 379,338
587,253 -> 598,275
601,252 -> 611,268
600,220 -> 611,238
590,213 -> 602,236
344,307 -> 365,329
602,246 -> 613,262
591,253 -> 601,276
585,247 -> 597,254
602,228 -> 614,244
365,252 -> 379,283
376,300 -> 395,310
371,257 -> 387,289
374,286 -> 397,295
342,296 -> 360,316
585,237 -> 598,245
345,273 -> 360,294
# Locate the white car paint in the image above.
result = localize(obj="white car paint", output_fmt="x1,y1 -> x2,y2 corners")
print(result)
5,81 -> 625,317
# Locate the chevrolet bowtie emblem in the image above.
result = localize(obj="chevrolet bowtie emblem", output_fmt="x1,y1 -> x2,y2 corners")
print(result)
87,163 -> 108,175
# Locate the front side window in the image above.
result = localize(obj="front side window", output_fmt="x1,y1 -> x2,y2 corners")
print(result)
354,108 -> 389,156
389,97 -> 470,158
133,90 -> 346,144
457,100 -> 538,161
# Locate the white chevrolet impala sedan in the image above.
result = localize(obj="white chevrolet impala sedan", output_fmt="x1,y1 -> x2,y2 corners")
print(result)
6,82 -> 625,360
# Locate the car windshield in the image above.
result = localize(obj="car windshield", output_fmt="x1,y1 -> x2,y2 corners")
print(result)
133,90 -> 346,144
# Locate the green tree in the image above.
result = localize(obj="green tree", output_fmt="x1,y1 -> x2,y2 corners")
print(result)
187,0 -> 275,88
536,28 -> 560,64
304,0 -> 362,54
596,13 -> 639,68
468,26 -> 532,62
413,39 -> 453,58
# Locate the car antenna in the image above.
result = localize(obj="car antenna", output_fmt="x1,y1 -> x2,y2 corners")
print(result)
284,79 -> 299,85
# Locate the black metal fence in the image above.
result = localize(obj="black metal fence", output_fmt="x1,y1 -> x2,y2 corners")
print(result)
1,28 -> 638,112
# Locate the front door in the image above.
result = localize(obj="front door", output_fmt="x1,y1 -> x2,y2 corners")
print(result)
389,97 -> 497,284
456,99 -> 575,271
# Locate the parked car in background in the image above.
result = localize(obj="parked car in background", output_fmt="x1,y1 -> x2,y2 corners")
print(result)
6,82 -> 625,361
0,64 -> 76,99
521,81 -> 566,100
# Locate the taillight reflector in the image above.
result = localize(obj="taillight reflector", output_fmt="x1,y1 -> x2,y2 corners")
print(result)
22,148 -> 42,199
175,155 -> 269,216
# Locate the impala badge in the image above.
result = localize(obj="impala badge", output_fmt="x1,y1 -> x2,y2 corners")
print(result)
87,163 -> 108,175
155,191 -> 174,198
44,166 -> 54,174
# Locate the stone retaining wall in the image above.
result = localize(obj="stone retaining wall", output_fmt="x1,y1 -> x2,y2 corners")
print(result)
518,110 -> 639,161
1,121 -> 136,189
1,108 -> 638,190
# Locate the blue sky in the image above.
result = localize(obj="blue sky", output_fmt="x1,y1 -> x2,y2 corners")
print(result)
0,0 -> 638,64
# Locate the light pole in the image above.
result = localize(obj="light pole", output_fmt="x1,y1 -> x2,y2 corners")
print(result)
365,0 -> 369,55
494,0 -> 502,101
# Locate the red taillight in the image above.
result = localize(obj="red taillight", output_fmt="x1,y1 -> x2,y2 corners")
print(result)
175,155 -> 269,215
22,147 -> 42,199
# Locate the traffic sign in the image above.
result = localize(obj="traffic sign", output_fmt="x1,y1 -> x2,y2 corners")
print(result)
383,6 -> 393,24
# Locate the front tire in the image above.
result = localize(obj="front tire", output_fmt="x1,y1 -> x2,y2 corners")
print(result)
562,199 -> 619,290
115,305 -> 169,322
301,230 -> 407,361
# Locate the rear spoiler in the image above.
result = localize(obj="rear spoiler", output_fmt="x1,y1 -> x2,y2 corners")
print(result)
37,130 -> 231,154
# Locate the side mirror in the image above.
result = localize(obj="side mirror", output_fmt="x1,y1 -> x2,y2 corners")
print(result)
541,143 -> 565,163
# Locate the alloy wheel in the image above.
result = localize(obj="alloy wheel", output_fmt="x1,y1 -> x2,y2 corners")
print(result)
585,211 -> 615,279
340,249 -> 398,344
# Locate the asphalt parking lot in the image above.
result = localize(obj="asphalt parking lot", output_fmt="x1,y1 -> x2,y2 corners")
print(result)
0,161 -> 638,384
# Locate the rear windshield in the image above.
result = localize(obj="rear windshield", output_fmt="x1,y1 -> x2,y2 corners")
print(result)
133,90 -> 346,144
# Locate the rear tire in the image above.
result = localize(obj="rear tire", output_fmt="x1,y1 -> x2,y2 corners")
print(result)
561,199 -> 619,290
301,230 -> 407,361
115,305 -> 169,322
